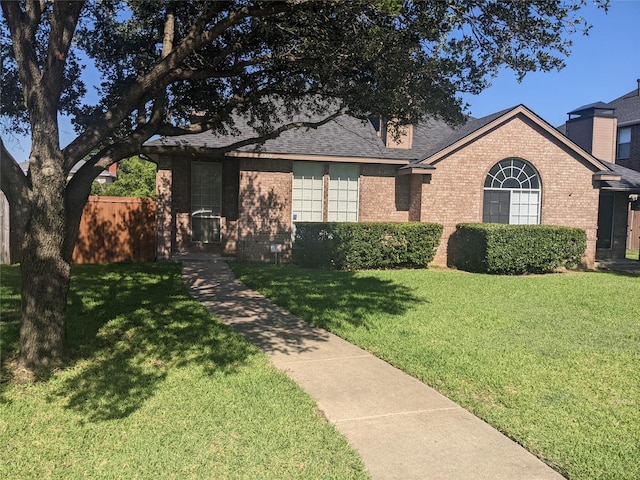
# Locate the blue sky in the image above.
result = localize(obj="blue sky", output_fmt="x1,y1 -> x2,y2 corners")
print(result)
461,0 -> 640,126
4,0 -> 640,163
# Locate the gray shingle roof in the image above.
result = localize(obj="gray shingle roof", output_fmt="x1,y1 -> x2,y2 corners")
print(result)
608,87 -> 640,125
144,111 -> 460,161
599,160 -> 640,192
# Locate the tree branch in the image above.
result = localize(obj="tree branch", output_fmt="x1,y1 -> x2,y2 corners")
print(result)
62,0 -> 309,168
43,1 -> 85,99
150,108 -> 348,155
1,1 -> 42,92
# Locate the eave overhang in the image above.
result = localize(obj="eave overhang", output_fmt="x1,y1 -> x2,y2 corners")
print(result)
592,171 -> 622,182
141,144 -> 414,165
397,164 -> 436,175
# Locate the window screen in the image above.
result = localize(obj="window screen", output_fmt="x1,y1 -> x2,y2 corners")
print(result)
191,162 -> 222,242
292,162 -> 324,222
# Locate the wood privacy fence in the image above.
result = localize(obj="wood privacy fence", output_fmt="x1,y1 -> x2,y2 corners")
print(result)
629,207 -> 640,251
72,196 -> 156,264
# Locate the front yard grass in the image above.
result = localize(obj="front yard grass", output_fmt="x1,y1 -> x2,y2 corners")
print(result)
627,248 -> 639,260
232,263 -> 640,480
0,263 -> 368,480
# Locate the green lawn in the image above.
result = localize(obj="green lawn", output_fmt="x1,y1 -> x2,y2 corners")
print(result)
231,263 -> 640,480
627,249 -> 639,260
0,263 -> 368,480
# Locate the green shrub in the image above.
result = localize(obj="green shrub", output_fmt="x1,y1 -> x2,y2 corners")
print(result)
448,223 -> 587,275
293,222 -> 443,270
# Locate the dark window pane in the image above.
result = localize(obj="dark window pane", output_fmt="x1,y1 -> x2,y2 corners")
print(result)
483,190 -> 510,223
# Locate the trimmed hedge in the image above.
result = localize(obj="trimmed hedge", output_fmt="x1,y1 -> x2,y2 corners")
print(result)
293,222 -> 443,270
448,223 -> 587,275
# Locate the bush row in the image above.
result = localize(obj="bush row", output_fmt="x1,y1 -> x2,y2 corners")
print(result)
448,223 -> 586,274
293,222 -> 443,270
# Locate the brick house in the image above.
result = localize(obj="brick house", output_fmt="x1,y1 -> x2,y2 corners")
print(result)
143,103 -> 640,267
560,80 -> 640,251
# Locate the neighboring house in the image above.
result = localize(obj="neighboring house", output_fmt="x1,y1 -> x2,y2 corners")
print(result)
559,80 -> 640,251
18,160 -> 118,184
1,139 -> 21,263
609,80 -> 640,173
560,80 -> 640,173
143,102 -> 640,267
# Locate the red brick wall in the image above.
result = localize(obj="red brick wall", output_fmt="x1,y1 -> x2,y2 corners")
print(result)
359,164 -> 410,222
421,114 -> 600,266
156,156 -> 238,258
237,158 -> 293,261
156,114 -> 604,266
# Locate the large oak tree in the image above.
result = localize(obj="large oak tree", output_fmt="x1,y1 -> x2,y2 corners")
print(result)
1,0 -> 607,372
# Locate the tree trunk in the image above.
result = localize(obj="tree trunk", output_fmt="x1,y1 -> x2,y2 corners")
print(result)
18,161 -> 71,371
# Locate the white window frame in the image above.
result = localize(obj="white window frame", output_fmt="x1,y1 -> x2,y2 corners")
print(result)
617,127 -> 631,160
191,161 -> 222,243
328,163 -> 359,222
292,161 -> 324,222
483,158 -> 541,225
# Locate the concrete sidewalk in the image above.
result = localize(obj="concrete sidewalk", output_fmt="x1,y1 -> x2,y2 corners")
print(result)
181,257 -> 564,480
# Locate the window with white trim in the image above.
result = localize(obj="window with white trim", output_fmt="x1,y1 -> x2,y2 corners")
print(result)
483,158 -> 541,225
191,162 -> 222,242
328,163 -> 359,221
292,162 -> 324,221
617,127 -> 631,159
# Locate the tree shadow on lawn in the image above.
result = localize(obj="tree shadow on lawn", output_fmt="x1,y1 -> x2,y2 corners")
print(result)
2,263 -> 257,421
232,264 -> 426,332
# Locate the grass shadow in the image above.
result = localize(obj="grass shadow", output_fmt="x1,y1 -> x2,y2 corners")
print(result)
1,263 -> 256,421
231,263 -> 425,331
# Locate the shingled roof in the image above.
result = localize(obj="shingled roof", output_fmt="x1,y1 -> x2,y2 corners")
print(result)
144,103 -> 620,183
144,110 -> 460,162
599,160 -> 640,192
608,84 -> 640,126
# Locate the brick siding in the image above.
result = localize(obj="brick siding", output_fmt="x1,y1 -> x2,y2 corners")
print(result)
420,114 -> 600,266
156,113 -> 607,266
359,164 -> 410,222
237,158 -> 293,261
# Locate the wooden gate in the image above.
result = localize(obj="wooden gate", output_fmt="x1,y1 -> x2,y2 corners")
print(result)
72,196 -> 156,264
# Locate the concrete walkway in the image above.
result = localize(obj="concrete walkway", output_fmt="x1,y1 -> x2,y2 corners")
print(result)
181,257 -> 564,480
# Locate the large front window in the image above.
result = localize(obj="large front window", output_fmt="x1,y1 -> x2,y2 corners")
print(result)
191,162 -> 222,242
328,163 -> 359,221
483,158 -> 541,225
292,162 -> 324,221
292,161 -> 360,222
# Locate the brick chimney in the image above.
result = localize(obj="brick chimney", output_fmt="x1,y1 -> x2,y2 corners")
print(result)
564,102 -> 617,163
370,117 -> 414,149
385,123 -> 413,149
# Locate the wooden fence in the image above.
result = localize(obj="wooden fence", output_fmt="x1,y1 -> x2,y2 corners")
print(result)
72,196 -> 156,264
628,206 -> 640,251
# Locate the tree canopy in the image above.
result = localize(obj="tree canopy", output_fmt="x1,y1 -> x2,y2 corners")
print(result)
91,156 -> 157,198
0,0 -> 608,371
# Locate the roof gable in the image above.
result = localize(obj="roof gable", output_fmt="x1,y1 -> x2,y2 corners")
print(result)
417,104 -> 608,173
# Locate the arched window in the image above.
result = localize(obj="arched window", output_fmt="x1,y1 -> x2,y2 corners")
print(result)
483,158 -> 541,224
